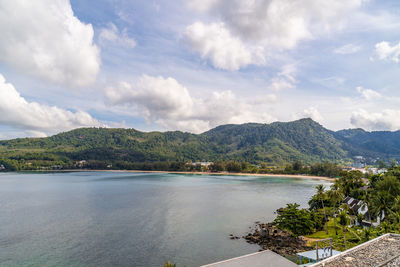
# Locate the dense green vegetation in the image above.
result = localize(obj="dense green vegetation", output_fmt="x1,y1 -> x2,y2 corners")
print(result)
1,118 -> 400,171
273,203 -> 316,236
274,168 -> 400,251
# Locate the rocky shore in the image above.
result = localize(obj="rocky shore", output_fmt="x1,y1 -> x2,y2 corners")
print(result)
234,222 -> 311,256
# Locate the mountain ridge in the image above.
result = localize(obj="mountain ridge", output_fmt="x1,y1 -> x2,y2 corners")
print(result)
1,118 -> 399,168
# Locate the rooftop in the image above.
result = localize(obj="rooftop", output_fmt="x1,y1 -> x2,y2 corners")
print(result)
311,233 -> 400,267
201,250 -> 297,267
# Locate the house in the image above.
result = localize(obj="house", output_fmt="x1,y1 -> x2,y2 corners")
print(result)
366,167 -> 387,175
343,196 -> 365,215
342,196 -> 384,227
76,160 -> 87,167
192,162 -> 213,167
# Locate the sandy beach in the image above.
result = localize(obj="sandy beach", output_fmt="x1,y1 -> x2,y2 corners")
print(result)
34,169 -> 336,181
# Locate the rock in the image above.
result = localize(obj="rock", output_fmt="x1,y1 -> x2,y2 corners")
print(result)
238,222 -> 312,257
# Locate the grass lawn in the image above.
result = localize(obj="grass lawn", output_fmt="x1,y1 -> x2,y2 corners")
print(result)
307,219 -> 343,239
305,219 -> 362,251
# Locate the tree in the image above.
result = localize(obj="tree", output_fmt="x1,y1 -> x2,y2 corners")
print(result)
316,184 -> 329,234
338,171 -> 363,198
371,175 -> 400,221
338,210 -> 350,250
390,159 -> 397,168
328,182 -> 344,235
361,228 -> 372,242
378,160 -> 386,169
273,203 -> 314,236
225,161 -> 242,172
309,162 -> 341,178
356,213 -> 364,226
292,160 -> 303,172
209,161 -> 225,172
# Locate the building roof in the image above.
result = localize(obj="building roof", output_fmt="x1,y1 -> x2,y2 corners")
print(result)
311,234 -> 400,267
201,250 -> 297,267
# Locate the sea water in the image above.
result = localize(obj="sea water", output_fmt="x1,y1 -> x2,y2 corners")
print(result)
0,171 -> 330,267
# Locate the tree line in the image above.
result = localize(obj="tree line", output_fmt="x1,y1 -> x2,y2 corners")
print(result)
0,158 -> 343,178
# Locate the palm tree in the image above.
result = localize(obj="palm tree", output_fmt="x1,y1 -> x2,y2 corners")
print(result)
361,227 -> 372,242
393,196 -> 400,224
338,210 -> 350,250
329,182 -> 344,235
316,184 -> 328,234
371,175 -> 400,222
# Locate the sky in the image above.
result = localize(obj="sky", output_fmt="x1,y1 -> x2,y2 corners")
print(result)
1,0 -> 400,139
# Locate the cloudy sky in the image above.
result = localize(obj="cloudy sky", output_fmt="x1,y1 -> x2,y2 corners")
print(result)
1,0 -> 400,139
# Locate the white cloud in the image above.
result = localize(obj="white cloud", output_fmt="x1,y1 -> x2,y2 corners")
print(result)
294,107 -> 324,123
99,23 -> 136,48
0,74 -> 103,135
268,64 -> 297,91
356,86 -> 381,101
351,109 -> 400,131
334,44 -> 361,54
185,0 -> 363,69
303,107 -> 324,122
184,22 -> 265,70
0,0 -> 100,87
374,41 -> 400,63
106,75 -> 194,122
268,78 -> 295,91
105,75 -> 276,133
250,94 -> 277,105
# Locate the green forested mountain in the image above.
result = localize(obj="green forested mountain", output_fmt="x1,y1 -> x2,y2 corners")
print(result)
0,118 -> 399,169
335,128 -> 400,158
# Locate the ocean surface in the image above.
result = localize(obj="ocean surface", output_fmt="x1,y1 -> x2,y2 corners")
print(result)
0,171 -> 331,267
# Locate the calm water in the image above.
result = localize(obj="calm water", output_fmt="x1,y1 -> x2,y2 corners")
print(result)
0,171 -> 330,267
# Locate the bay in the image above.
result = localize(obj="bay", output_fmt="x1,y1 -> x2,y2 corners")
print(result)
0,171 -> 330,267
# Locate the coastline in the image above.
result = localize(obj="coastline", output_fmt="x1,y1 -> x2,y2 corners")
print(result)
25,169 -> 335,181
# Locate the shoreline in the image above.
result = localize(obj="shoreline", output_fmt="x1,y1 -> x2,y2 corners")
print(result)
23,169 -> 335,181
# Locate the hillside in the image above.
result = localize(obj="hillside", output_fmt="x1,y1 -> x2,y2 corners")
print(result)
1,118 -> 399,169
201,119 -> 348,164
335,128 -> 400,158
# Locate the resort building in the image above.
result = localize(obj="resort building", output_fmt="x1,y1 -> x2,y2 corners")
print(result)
190,161 -> 213,167
342,196 -> 384,227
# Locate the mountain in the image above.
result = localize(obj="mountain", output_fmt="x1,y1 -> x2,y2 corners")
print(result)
1,118 -> 399,169
335,128 -> 400,159
201,119 -> 348,164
